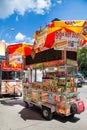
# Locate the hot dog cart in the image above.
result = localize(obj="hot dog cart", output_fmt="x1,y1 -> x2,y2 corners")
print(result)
0,60 -> 22,96
23,20 -> 85,120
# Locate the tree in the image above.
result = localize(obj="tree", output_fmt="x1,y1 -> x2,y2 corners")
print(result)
77,46 -> 87,77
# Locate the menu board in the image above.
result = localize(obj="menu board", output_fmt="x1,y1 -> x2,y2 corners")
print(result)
34,27 -> 48,51
54,31 -> 80,51
8,53 -> 22,65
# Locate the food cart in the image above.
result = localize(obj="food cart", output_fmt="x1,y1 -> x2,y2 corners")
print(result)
0,43 -> 32,97
0,60 -> 23,96
23,20 -> 85,120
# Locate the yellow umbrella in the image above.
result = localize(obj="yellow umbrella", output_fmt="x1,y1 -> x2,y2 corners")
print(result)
48,20 -> 85,34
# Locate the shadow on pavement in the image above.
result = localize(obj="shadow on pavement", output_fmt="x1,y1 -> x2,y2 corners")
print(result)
19,104 -> 80,123
19,106 -> 45,121
0,98 -> 80,122
53,114 -> 80,123
0,97 -> 25,107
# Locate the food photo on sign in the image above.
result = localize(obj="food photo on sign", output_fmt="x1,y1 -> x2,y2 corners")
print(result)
34,27 -> 49,52
8,53 -> 22,65
54,31 -> 79,51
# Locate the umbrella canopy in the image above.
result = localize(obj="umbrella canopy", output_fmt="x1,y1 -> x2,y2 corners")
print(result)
34,20 -> 87,52
48,20 -> 85,34
7,43 -> 32,56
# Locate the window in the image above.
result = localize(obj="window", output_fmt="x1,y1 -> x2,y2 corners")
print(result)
31,69 -> 42,82
2,71 -> 22,80
36,69 -> 42,82
2,71 -> 15,80
32,69 -> 35,83
15,71 -> 22,80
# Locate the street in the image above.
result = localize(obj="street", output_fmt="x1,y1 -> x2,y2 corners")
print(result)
0,85 -> 87,130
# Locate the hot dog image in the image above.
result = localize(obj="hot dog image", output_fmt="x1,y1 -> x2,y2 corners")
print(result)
54,39 -> 68,49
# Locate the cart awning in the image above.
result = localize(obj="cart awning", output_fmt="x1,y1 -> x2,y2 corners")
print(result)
33,20 -> 87,53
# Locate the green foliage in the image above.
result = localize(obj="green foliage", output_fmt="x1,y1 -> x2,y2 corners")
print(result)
77,46 -> 87,77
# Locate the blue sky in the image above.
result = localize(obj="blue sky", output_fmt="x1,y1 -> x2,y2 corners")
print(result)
0,0 -> 87,45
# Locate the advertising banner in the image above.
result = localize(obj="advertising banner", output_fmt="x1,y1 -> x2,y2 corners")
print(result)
2,60 -> 22,71
1,80 -> 22,94
54,31 -> 80,51
34,27 -> 48,52
8,53 -> 22,65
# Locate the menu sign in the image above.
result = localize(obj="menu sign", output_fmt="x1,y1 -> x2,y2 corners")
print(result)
8,53 -> 22,65
54,31 -> 80,51
2,60 -> 22,70
34,27 -> 48,50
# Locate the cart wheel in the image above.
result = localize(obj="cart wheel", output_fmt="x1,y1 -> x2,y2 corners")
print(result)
24,101 -> 29,108
42,107 -> 53,120
70,103 -> 77,114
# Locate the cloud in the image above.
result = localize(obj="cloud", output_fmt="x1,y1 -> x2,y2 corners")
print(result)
26,37 -> 34,43
0,0 -> 52,19
15,32 -> 26,41
35,0 -> 51,15
16,16 -> 19,21
57,0 -> 62,4
15,32 -> 34,43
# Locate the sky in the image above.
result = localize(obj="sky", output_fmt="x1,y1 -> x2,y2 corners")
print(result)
0,0 -> 87,45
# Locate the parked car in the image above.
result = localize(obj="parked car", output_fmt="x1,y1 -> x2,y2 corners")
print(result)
74,73 -> 85,87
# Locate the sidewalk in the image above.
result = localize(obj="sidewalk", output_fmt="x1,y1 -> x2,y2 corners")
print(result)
0,96 -> 23,104
84,79 -> 87,85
